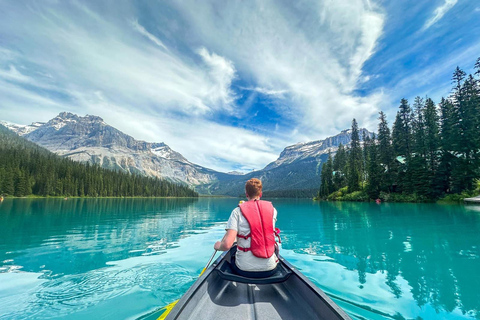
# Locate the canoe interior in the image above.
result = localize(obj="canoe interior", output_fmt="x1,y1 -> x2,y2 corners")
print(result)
166,248 -> 351,320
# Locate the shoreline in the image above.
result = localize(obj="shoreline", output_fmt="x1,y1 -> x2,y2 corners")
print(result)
0,196 -> 200,200
464,196 -> 480,203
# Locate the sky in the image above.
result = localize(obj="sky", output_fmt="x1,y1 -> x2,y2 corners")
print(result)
0,0 -> 479,173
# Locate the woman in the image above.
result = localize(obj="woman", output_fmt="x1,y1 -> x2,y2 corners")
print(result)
214,178 -> 278,277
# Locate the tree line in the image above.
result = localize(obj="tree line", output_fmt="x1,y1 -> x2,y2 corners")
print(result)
0,124 -> 198,198
320,57 -> 480,201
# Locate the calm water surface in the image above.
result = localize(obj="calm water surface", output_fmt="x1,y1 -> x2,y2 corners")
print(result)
0,198 -> 479,319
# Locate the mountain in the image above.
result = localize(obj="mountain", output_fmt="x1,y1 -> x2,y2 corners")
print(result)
2,112 -> 234,186
3,113 -> 372,196
196,129 -> 373,196
0,123 -> 197,198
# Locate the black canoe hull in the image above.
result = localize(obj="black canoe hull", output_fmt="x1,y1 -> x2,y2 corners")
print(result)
165,248 -> 352,320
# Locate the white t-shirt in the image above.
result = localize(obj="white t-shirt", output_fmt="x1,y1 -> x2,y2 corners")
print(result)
225,206 -> 278,272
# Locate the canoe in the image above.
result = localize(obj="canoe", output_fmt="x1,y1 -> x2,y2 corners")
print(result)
162,246 -> 352,320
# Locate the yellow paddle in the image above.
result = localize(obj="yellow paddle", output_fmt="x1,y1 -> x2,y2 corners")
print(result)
157,250 -> 218,320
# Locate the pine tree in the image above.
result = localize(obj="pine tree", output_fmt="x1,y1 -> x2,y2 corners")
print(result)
377,111 -> 395,192
392,98 -> 414,193
319,154 -> 334,198
333,144 -> 347,190
0,124 -> 198,198
365,135 -> 382,199
423,98 -> 441,197
362,131 -> 370,183
438,98 -> 455,194
449,67 -> 477,192
412,96 -> 427,157
392,98 -> 413,158
347,119 -> 362,192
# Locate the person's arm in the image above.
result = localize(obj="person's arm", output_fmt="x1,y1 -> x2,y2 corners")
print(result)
214,229 -> 237,251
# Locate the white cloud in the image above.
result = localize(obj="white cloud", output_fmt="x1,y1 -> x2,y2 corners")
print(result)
423,0 -> 458,31
171,0 -> 386,137
95,105 -> 280,172
197,47 -> 237,111
0,1 -> 387,171
131,19 -> 169,51
240,87 -> 289,97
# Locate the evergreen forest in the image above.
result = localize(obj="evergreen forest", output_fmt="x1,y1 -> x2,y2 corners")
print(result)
0,124 -> 198,198
319,58 -> 480,201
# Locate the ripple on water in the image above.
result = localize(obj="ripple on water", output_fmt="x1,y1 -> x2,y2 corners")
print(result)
7,262 -> 196,319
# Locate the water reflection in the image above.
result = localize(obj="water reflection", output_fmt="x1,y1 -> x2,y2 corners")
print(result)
278,200 -> 480,318
0,198 -> 235,276
1,198 -> 479,319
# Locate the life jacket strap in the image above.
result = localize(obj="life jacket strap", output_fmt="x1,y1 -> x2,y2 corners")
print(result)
274,228 -> 282,244
237,233 -> 251,240
237,246 -> 251,252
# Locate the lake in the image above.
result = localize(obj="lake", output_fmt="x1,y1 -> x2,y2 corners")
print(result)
0,198 -> 479,319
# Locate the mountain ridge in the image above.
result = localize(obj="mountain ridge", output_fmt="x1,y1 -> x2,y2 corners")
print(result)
3,112 -> 372,196
2,112 -> 234,186
196,128 -> 373,196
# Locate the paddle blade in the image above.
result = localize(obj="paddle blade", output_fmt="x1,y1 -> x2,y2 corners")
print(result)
157,299 -> 178,320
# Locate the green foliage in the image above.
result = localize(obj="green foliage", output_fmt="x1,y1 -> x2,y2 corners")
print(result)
0,125 -> 197,198
437,191 -> 477,203
319,154 -> 334,198
341,191 -> 369,202
377,111 -> 396,192
347,119 -> 362,192
379,192 -> 430,203
325,187 -> 369,201
263,189 -> 317,198
392,98 -> 413,158
333,144 -> 347,190
318,57 -> 480,203
327,186 -> 348,201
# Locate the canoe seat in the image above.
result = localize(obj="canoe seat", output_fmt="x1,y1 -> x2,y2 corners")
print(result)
214,258 -> 292,284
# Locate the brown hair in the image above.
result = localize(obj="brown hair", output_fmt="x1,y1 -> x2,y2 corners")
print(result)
245,178 -> 262,198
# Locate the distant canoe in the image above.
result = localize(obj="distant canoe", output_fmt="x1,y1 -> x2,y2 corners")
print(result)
161,247 -> 352,320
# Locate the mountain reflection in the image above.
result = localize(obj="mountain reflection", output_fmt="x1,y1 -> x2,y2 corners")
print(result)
0,198 -> 222,276
279,201 -> 480,318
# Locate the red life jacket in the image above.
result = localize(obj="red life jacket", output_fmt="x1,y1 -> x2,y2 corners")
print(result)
237,200 -> 276,259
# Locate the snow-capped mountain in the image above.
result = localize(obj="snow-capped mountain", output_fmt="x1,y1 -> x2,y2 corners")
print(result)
0,120 -> 45,136
196,128 -> 373,196
3,112 -> 233,185
3,112 -> 373,195
264,129 -> 372,170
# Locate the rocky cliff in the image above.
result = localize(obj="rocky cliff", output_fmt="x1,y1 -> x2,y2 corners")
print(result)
2,112 -> 233,185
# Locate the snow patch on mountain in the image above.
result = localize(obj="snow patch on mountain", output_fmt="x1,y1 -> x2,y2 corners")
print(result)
263,129 -> 372,171
2,112 -> 232,186
0,120 -> 45,136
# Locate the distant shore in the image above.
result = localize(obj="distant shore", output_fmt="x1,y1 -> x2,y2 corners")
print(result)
313,191 -> 480,204
0,195 -> 199,200
464,196 -> 480,203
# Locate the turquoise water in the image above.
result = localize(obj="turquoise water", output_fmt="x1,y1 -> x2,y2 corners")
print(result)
0,198 -> 479,319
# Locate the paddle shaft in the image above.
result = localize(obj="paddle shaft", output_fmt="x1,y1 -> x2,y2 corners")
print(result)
201,250 -> 218,275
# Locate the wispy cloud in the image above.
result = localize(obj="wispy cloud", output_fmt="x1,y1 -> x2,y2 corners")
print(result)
423,0 -> 458,31
171,0 -> 386,136
0,1 -> 399,171
197,47 -> 237,111
131,19 -> 169,51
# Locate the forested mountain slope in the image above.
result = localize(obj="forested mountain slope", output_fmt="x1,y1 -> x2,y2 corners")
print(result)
0,124 -> 197,198
2,112 -> 235,186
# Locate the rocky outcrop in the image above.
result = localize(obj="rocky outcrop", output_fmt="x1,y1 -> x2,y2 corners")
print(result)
4,112 -> 233,186
197,128 -> 373,196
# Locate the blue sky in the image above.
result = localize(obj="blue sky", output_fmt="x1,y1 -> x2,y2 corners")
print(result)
0,0 -> 479,173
